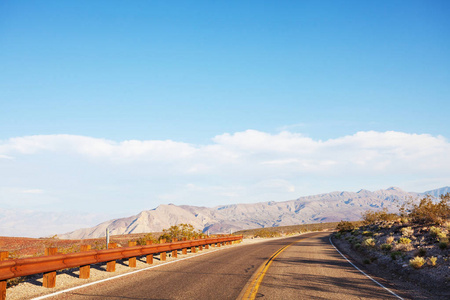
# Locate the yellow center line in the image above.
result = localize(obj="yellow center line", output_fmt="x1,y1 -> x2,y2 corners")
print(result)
240,235 -> 312,300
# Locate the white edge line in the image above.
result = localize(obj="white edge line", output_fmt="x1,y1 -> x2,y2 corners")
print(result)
31,246 -> 229,300
329,236 -> 404,300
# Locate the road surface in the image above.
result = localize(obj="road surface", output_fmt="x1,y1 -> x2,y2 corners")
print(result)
46,232 -> 405,299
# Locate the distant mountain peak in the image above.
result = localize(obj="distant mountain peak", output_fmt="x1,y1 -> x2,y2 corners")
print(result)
59,187 -> 424,239
386,187 -> 402,191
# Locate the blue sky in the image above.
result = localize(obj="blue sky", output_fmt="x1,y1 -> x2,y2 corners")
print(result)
1,1 -> 449,236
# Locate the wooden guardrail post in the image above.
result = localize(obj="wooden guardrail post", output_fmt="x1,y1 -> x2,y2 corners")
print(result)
79,245 -> 91,279
43,247 -> 57,288
181,237 -> 187,254
146,240 -> 153,264
191,245 -> 197,253
128,242 -> 137,267
1,251 -> 8,300
171,239 -> 178,258
159,239 -> 167,261
106,243 -> 117,272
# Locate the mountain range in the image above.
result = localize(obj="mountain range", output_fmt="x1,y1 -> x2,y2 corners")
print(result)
59,186 -> 448,239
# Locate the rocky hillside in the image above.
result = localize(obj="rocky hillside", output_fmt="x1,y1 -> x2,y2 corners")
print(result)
58,187 -> 440,239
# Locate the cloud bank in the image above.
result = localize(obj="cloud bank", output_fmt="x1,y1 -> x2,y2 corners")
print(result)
0,130 -> 449,219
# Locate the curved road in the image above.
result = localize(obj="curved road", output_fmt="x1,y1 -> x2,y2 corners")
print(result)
46,232 -> 406,300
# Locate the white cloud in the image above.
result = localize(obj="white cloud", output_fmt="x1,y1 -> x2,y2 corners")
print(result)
0,130 -> 449,215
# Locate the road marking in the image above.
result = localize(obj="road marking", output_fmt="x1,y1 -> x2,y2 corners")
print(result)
329,236 -> 404,300
240,235 -> 311,300
31,245 -> 231,300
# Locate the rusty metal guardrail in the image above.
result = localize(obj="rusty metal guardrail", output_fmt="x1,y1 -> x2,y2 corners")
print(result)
0,235 -> 242,300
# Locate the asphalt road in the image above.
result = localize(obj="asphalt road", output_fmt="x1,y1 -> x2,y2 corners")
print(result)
46,232 -> 404,300
253,232 -> 401,299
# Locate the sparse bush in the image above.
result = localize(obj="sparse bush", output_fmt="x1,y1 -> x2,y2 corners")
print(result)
363,238 -> 376,247
439,241 -> 448,250
386,236 -> 394,244
159,223 -> 203,242
391,251 -> 402,260
409,256 -> 426,269
363,258 -> 371,264
136,233 -> 157,245
417,248 -> 427,257
362,231 -> 373,236
354,243 -> 361,250
254,229 -> 281,238
408,194 -> 450,225
395,243 -> 413,252
381,244 -> 392,251
336,221 -> 355,232
437,232 -> 447,240
430,226 -> 441,237
428,256 -> 437,267
401,227 -> 414,237
362,208 -> 399,225
398,237 -> 411,244
335,232 -> 342,239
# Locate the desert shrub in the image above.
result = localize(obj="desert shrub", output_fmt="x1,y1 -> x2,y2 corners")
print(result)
362,231 -> 373,236
363,258 -> 371,264
428,256 -> 437,267
409,256 -> 426,269
430,226 -> 441,237
336,221 -> 355,232
439,241 -> 448,250
391,251 -> 402,260
362,208 -> 399,225
386,236 -> 394,244
335,232 -> 342,239
159,224 -> 203,242
381,244 -> 392,251
398,237 -> 411,244
363,238 -> 376,247
401,227 -> 414,237
408,194 -> 450,225
395,243 -> 413,252
254,229 -> 281,238
354,243 -> 361,250
417,248 -> 427,257
437,232 -> 447,240
136,233 -> 157,245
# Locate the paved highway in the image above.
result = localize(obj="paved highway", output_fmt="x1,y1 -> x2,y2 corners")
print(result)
45,232 -> 406,300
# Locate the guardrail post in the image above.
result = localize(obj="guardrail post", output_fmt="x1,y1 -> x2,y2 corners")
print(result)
43,247 -> 57,288
146,240 -> 153,264
172,238 -> 178,258
160,251 -> 166,261
1,251 -> 8,300
181,237 -> 187,254
106,243 -> 117,272
128,241 -> 137,267
191,245 -> 197,253
79,245 -> 91,279
159,239 -> 167,261
205,243 -> 209,249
